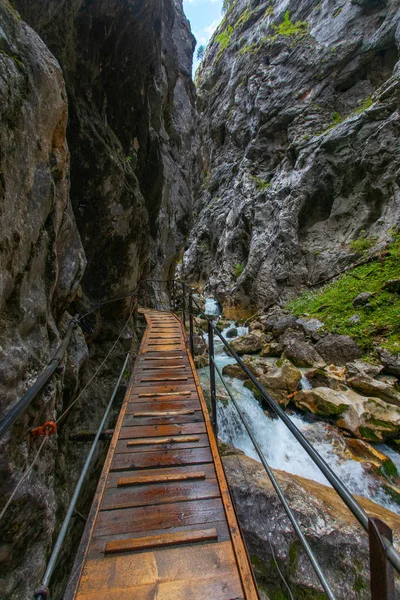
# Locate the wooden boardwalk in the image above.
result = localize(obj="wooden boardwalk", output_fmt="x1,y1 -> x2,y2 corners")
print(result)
65,309 -> 258,600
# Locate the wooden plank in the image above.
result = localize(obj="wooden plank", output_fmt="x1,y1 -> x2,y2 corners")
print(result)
130,410 -> 195,417
65,309 -> 256,600
187,333 -> 259,600
117,471 -> 206,487
87,521 -> 231,558
104,528 -> 218,555
106,463 -> 217,489
138,391 -> 192,397
95,497 -> 226,537
77,541 -> 242,594
101,479 -> 220,511
138,377 -> 188,382
110,447 -> 213,471
119,423 -> 206,438
127,435 -> 200,446
115,434 -> 209,453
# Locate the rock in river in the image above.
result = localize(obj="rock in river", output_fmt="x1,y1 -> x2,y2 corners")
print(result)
223,454 -> 400,599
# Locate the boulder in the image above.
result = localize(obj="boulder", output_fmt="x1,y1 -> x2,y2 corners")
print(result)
249,320 -> 264,331
346,360 -> 383,379
223,356 -> 276,380
222,363 -> 248,380
215,319 -> 231,332
346,373 -> 400,407
260,342 -> 282,357
260,308 -> 298,338
223,454 -> 400,599
315,334 -> 362,365
352,292 -> 374,307
281,329 -> 325,368
383,279 -> 400,294
230,331 -> 269,355
377,348 -> 400,376
194,354 -> 208,369
225,327 -> 238,338
295,387 -> 400,442
305,367 -> 347,391
193,333 -> 207,356
245,359 -> 302,406
295,317 -> 324,340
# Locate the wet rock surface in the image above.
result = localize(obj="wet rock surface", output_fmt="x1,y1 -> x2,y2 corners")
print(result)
0,1 -> 197,598
223,454 -> 400,599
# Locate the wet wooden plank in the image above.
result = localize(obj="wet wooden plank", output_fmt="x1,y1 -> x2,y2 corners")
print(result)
117,470 -> 206,487
101,479 -> 220,511
65,308 -> 257,600
115,434 -> 209,453
106,464 -> 217,489
110,447 -> 213,471
77,541 -> 242,593
104,528 -> 218,555
95,497 -> 227,537
119,423 -> 206,438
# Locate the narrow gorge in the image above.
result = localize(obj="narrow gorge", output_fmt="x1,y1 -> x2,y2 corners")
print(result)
1,0 -> 400,599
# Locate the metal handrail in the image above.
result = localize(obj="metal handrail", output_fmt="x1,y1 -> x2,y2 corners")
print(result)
33,352 -> 130,600
159,279 -> 399,597
0,285 -> 141,441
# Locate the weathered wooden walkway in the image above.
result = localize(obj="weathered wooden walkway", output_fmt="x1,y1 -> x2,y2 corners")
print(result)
65,309 -> 258,600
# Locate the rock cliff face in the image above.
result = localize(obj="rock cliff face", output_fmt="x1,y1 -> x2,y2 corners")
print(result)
182,0 -> 400,310
0,1 -> 196,598
14,0 -> 198,295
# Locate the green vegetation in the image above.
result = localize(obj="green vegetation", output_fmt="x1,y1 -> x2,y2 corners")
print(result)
354,96 -> 373,115
331,111 -> 343,125
272,10 -> 309,39
286,230 -> 400,355
234,262 -> 245,277
0,49 -> 23,69
264,6 -> 274,17
349,231 -> 377,254
333,7 -> 343,18
252,175 -> 270,190
377,458 -> 399,480
235,6 -> 255,30
238,42 -> 260,56
216,24 -> 233,59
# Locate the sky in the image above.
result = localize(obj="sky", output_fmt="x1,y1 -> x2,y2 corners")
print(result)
182,0 -> 223,73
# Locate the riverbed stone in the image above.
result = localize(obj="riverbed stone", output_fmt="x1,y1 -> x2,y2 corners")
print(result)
346,373 -> 400,407
226,327 -> 238,338
260,342 -> 282,357
295,317 -> 325,340
315,334 -> 362,365
296,387 -> 400,442
346,360 -> 383,379
281,330 -> 325,369
223,454 -> 400,599
245,359 -> 302,407
230,331 -> 269,355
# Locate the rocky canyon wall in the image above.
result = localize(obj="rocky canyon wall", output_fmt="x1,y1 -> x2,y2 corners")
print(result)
182,0 -> 400,310
0,0 -> 197,597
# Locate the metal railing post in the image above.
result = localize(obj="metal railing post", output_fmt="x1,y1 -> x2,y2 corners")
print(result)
172,280 -> 176,311
189,289 -> 194,357
369,518 -> 395,600
208,320 -> 217,435
182,282 -> 186,328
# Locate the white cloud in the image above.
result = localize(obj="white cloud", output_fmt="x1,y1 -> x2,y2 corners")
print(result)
204,18 -> 220,36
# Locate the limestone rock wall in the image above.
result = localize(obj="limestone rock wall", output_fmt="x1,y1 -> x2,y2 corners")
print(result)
0,0 -> 197,597
182,0 -> 400,310
14,0 -> 198,296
